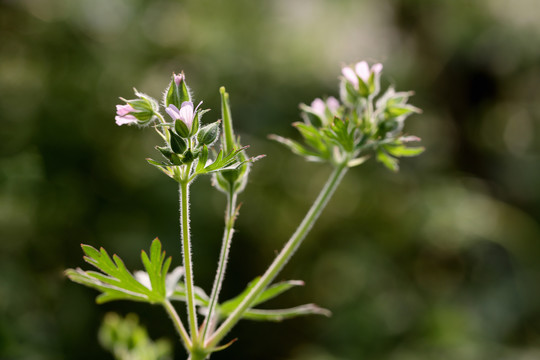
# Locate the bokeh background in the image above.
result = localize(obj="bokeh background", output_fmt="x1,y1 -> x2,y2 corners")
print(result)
2,0 -> 540,359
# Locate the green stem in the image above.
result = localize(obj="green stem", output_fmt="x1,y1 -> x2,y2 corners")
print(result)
202,190 -> 238,341
163,300 -> 192,350
205,164 -> 348,348
180,181 -> 199,345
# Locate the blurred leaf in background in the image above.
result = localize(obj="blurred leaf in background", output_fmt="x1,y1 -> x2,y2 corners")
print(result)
1,0 -> 540,359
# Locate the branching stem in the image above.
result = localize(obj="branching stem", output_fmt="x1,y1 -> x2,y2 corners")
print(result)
205,164 -> 348,348
163,300 -> 192,350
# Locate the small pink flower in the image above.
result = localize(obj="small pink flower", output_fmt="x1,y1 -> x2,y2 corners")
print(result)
342,61 -> 383,87
115,104 -> 138,126
166,101 -> 201,130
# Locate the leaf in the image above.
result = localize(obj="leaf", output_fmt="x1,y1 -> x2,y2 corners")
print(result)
66,239 -> 174,305
385,104 -> 421,118
240,304 -> 331,322
218,278 -> 305,315
146,158 -> 174,179
376,149 -> 399,172
383,144 -> 425,157
293,122 -> 328,154
195,147 -> 249,175
268,134 -> 326,162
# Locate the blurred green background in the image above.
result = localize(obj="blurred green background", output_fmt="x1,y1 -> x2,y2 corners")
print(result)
2,0 -> 540,359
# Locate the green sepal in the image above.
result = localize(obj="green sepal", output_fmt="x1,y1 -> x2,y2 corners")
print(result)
165,73 -> 190,108
175,119 -> 190,138
168,130 -> 187,154
190,112 -> 200,137
299,104 -> 324,128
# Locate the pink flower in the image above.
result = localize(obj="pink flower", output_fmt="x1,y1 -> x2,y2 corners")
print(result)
115,104 -> 138,126
166,101 -> 201,130
342,61 -> 383,87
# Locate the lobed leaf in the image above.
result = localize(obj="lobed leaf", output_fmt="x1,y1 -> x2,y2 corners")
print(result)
66,239 -> 176,305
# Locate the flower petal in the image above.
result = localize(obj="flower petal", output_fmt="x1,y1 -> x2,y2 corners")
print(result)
372,63 -> 383,75
355,61 -> 370,82
179,101 -> 194,129
115,115 -> 138,126
342,66 -> 358,87
166,104 -> 181,120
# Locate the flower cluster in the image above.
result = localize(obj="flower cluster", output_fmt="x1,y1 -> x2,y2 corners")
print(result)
114,73 -> 252,184
272,61 -> 423,171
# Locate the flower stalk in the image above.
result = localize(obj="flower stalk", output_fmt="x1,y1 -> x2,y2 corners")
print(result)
206,163 -> 348,348
179,180 -> 199,345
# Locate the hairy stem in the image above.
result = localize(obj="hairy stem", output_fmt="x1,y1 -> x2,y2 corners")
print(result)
206,164 -> 348,348
163,300 -> 192,350
180,181 -> 199,345
202,190 -> 238,340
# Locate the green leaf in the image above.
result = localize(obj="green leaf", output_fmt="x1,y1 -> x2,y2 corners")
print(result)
240,304 -> 331,322
376,149 -> 399,172
218,278 -> 305,315
146,158 -> 174,179
66,239 -> 176,305
385,104 -> 421,118
384,144 -> 425,157
268,134 -> 326,162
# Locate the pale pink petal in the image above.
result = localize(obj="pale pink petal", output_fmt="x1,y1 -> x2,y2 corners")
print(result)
179,101 -> 194,129
326,97 -> 340,113
166,104 -> 181,120
342,66 -> 358,87
310,98 -> 326,117
355,61 -> 370,82
115,115 -> 138,126
372,63 -> 383,75
116,104 -> 135,116
173,73 -> 184,86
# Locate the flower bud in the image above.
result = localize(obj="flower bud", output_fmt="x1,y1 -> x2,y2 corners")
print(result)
115,90 -> 159,126
197,120 -> 221,146
164,72 -> 191,109
213,87 -> 250,194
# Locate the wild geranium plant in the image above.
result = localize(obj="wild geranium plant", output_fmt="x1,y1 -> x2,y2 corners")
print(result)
66,61 -> 423,359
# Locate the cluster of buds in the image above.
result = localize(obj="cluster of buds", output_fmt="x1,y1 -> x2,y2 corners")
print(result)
272,61 -> 423,171
115,73 -> 253,185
